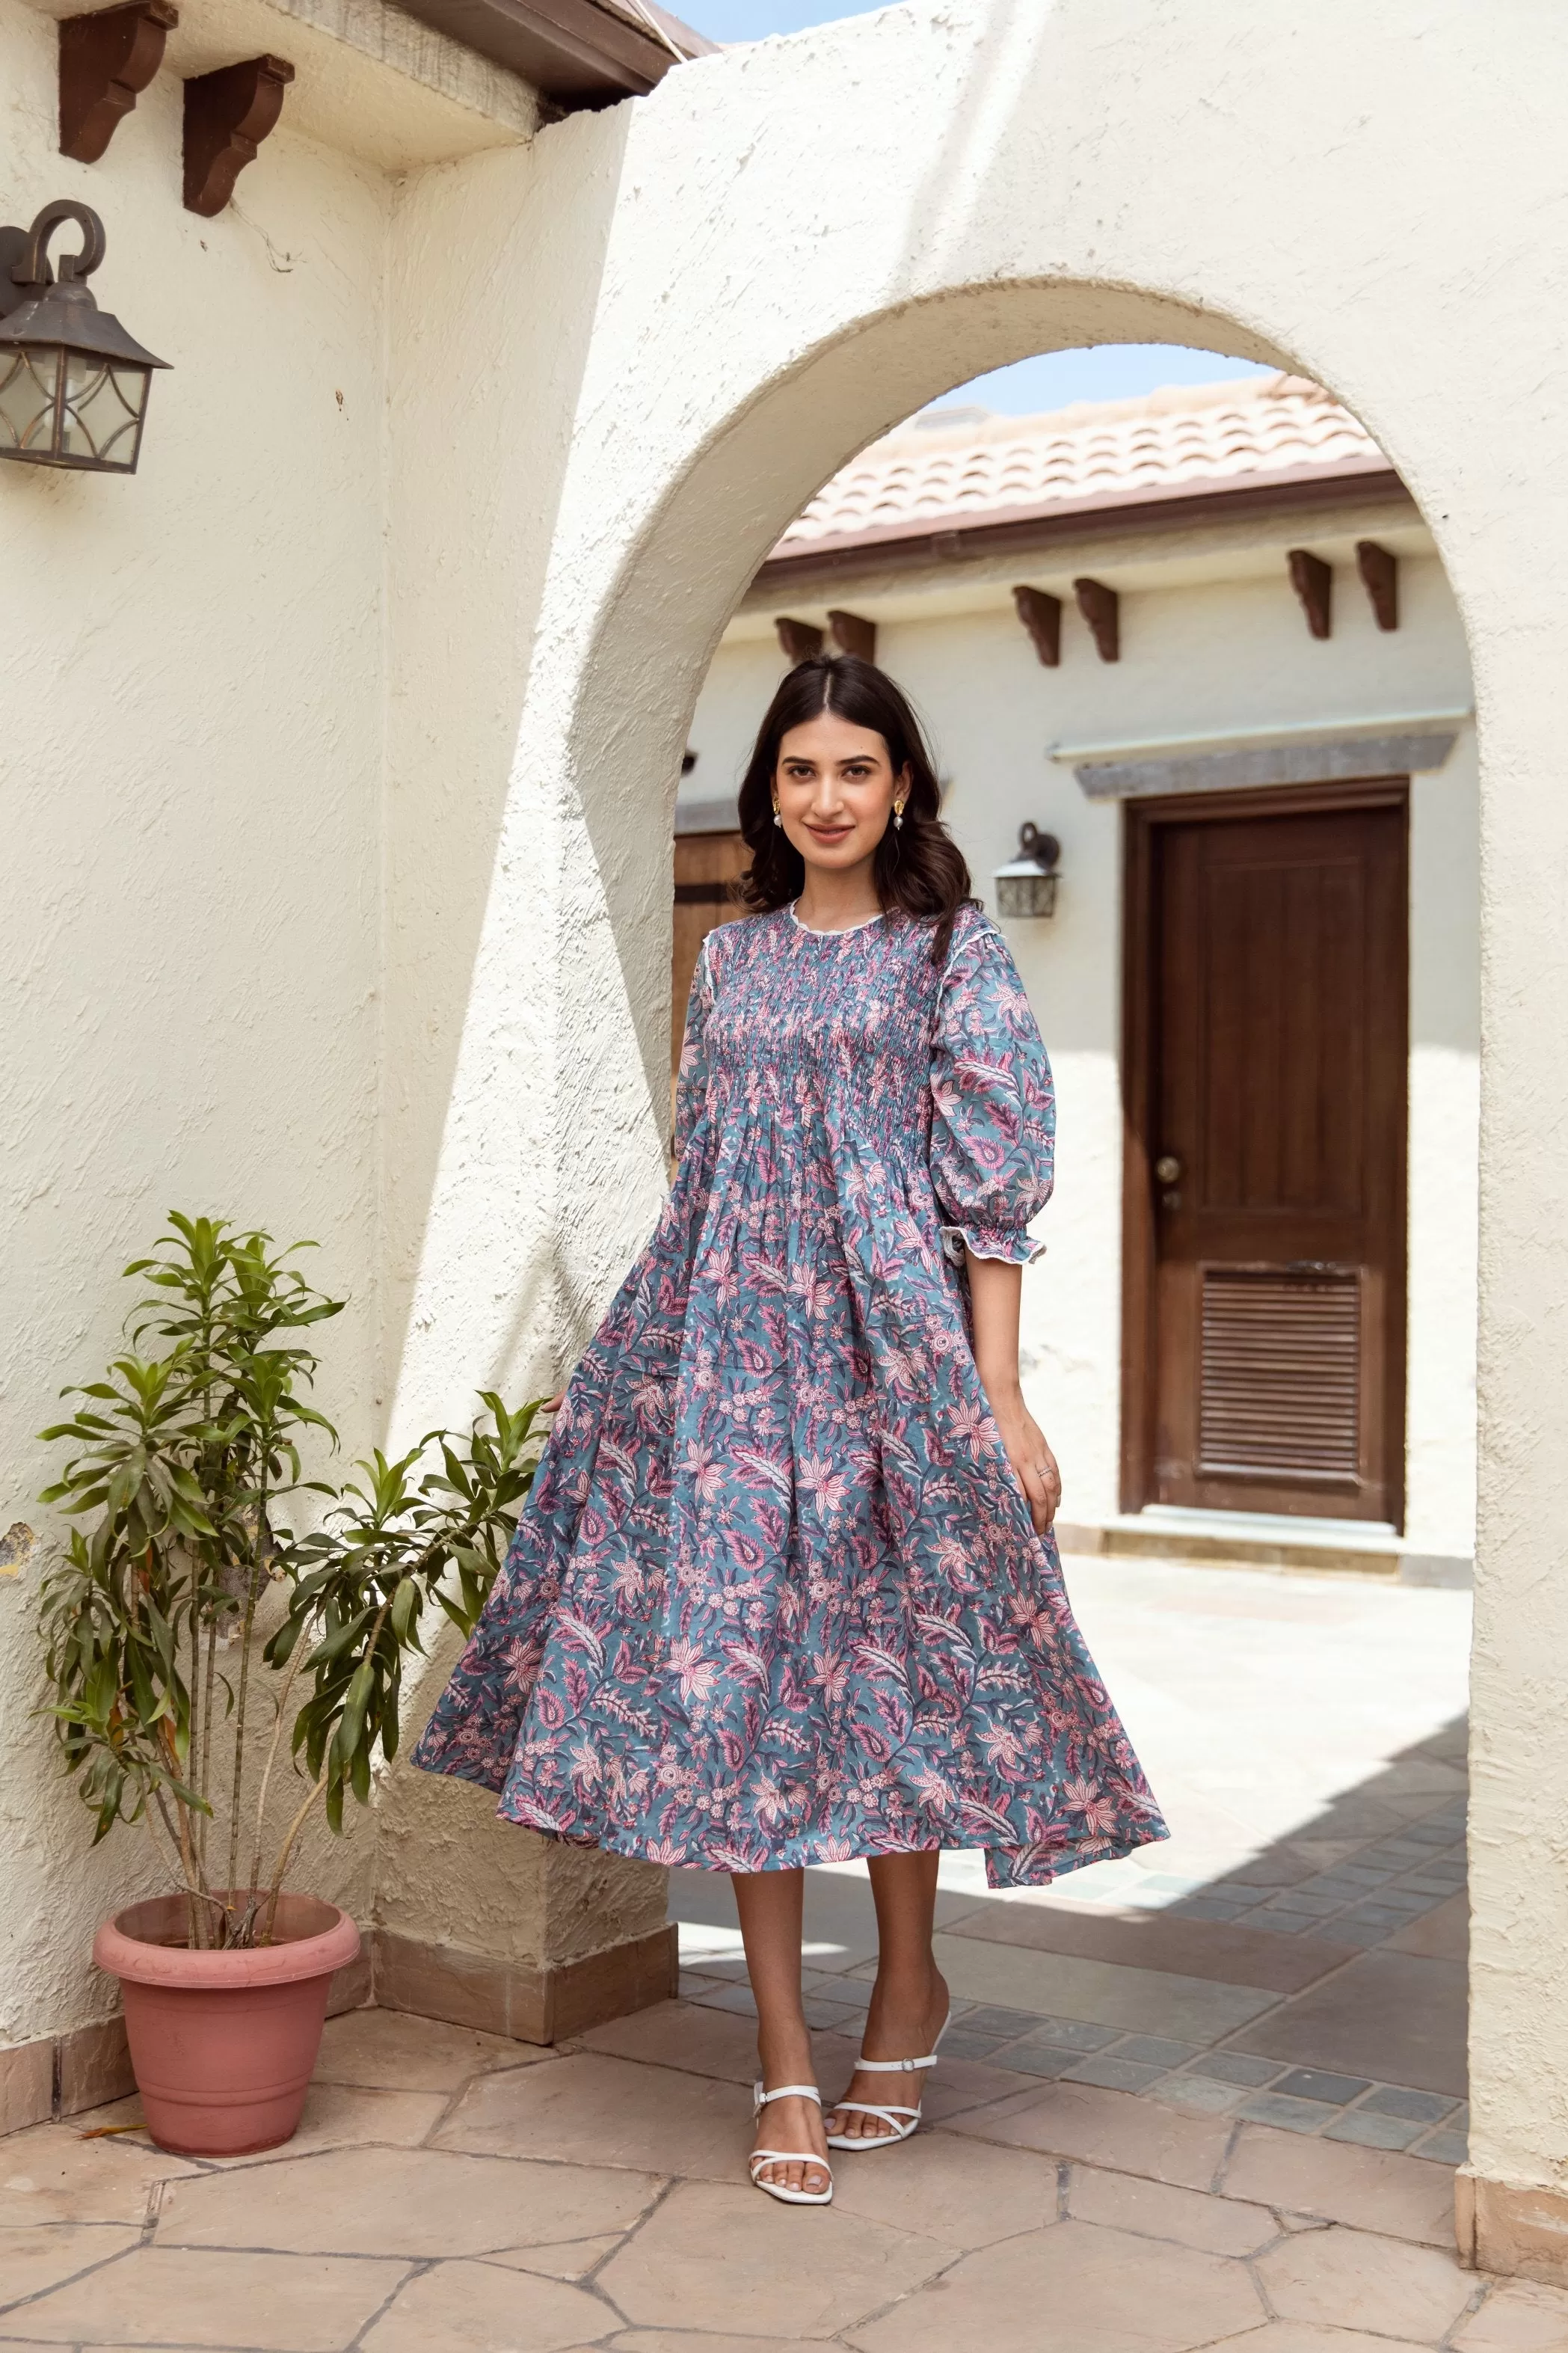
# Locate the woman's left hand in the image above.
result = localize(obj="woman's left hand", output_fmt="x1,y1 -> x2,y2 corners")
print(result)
991,1396 -> 1062,1536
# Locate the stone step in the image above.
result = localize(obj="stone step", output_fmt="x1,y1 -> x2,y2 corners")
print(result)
1055,1508 -> 1472,1586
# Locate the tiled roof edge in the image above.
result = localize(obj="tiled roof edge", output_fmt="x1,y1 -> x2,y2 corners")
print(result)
752,459 -> 1411,592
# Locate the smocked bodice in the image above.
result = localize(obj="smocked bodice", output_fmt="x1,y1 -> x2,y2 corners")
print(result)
676,900 -> 1056,1266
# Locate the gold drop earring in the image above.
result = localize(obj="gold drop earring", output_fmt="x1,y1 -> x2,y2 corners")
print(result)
772,800 -> 782,828
893,800 -> 906,832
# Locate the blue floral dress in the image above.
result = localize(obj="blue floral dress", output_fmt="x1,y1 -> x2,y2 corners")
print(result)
413,902 -> 1166,1889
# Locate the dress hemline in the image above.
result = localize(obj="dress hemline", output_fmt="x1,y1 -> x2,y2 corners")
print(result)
413,1746 -> 1170,1894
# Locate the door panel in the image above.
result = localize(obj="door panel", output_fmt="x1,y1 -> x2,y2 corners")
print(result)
1125,788 -> 1407,1524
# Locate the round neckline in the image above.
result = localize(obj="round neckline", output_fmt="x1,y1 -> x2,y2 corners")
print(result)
789,902 -> 888,937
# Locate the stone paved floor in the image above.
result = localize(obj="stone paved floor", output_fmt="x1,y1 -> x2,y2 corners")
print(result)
674,1559 -> 1473,2162
3,2003 -> 1567,2350
4,1557 -> 1540,2350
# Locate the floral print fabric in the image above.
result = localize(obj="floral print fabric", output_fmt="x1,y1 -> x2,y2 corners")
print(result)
413,904 -> 1166,1888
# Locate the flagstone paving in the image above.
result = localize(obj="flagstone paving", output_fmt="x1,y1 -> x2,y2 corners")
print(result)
672,1559 -> 1475,2164
1,1559 -> 1528,2349
0,1998 -> 1558,2350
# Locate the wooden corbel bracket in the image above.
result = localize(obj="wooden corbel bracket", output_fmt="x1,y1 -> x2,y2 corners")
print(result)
183,52 -> 294,217
1356,539 -> 1399,631
1073,577 -> 1119,663
775,617 -> 824,663
59,0 -> 179,166
1288,548 -> 1332,639
1012,584 -> 1063,667
826,610 -> 877,663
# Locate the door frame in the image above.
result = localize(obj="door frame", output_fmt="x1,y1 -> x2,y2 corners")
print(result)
1118,776 -> 1410,1521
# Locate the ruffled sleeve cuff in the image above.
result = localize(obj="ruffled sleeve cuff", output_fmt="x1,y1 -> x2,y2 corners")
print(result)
940,1222 -> 1047,1268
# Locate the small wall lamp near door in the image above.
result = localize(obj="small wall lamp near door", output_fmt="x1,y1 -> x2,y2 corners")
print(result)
994,823 -> 1061,918
0,200 -> 168,473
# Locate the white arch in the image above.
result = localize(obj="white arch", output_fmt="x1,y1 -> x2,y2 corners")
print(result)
393,0 -> 1568,2251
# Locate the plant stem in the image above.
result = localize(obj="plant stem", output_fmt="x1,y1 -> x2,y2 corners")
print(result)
196,1607 -> 218,1879
256,1588 -> 391,1939
248,1633 -> 307,1900
144,1803 -> 228,1928
171,1783 -> 206,1950
185,1543 -> 201,1883
143,1793 -> 185,1884
194,1268 -> 218,1890
261,1772 -> 326,1944
226,1465 -> 268,1906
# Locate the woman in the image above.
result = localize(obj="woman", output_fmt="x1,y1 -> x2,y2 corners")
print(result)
413,654 -> 1166,2206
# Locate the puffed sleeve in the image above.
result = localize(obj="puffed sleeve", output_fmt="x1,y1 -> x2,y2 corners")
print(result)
672,931 -> 716,1162
929,914 -> 1055,1265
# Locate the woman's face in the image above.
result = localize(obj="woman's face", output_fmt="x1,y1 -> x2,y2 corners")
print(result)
773,710 -> 909,874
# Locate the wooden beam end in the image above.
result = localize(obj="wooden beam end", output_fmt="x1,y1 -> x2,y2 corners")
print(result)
1356,539 -> 1399,631
774,617 -> 824,664
182,52 -> 295,216
825,609 -> 877,663
59,0 -> 179,165
1012,583 -> 1062,666
1073,576 -> 1119,662
1287,547 -> 1332,639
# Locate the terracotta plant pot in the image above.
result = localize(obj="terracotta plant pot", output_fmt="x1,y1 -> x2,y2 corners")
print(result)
93,1892 -> 361,2157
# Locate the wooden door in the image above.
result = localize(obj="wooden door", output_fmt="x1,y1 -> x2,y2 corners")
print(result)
672,829 -> 748,1073
1122,784 -> 1408,1524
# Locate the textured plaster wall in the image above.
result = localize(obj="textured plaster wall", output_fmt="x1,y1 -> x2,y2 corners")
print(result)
396,0 -> 1562,2191
370,114 -> 668,1969
688,550 -> 1479,1547
0,4 -> 666,2050
0,0 -> 388,2044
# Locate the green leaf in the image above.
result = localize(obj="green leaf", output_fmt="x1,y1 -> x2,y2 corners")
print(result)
306,1609 -> 373,1671
338,1660 -> 375,1758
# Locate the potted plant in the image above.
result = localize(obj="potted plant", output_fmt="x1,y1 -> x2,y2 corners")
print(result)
37,1213 -> 548,2157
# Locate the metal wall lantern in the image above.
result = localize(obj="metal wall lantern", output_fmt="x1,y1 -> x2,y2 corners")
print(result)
994,822 -> 1062,918
0,201 -> 168,473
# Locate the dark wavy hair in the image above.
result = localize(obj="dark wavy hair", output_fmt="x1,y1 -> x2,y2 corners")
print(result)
736,654 -> 976,963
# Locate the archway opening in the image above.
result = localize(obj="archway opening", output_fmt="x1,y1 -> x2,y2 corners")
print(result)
660,332 -> 1473,2162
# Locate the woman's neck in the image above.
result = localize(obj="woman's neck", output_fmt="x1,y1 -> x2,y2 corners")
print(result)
795,859 -> 882,933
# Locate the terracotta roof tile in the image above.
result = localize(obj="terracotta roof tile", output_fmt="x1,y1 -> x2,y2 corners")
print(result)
772,375 -> 1387,556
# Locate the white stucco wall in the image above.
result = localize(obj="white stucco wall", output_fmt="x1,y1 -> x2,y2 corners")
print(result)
687,545 -> 1479,1547
372,114 -> 671,1969
0,0 -> 398,2046
0,0 -> 671,2063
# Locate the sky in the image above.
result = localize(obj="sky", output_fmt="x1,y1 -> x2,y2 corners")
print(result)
683,0 -> 885,33
676,1 -> 1274,417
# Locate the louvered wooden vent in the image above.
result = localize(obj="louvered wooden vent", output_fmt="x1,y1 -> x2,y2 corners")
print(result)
1198,1266 -> 1361,1479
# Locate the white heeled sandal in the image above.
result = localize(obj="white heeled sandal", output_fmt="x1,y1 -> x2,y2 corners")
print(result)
749,2082 -> 834,2206
825,2011 -> 951,2151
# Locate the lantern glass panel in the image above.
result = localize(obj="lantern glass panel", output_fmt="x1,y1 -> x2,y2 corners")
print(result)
61,351 -> 150,468
0,346 -> 61,455
995,868 -> 1059,919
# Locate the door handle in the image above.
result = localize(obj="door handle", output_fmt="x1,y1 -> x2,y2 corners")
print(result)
1155,1154 -> 1182,1184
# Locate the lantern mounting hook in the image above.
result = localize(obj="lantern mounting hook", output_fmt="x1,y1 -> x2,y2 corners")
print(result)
0,200 -> 108,322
